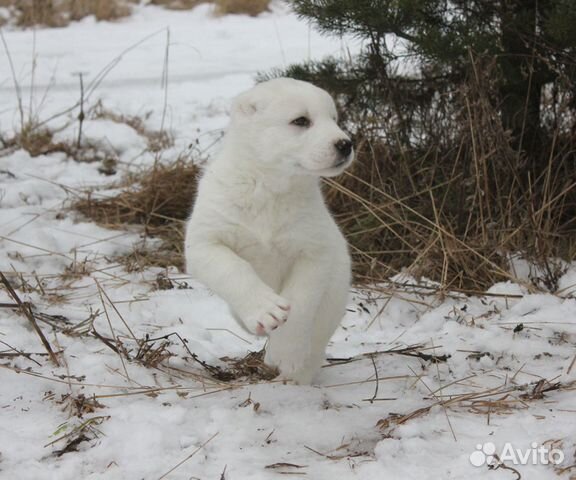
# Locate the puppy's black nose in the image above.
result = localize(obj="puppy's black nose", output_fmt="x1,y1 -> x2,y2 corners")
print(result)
335,139 -> 353,157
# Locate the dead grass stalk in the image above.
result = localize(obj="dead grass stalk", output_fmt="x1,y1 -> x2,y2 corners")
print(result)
74,158 -> 199,270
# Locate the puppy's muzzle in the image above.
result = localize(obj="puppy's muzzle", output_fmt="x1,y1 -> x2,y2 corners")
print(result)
334,139 -> 353,158
333,139 -> 353,167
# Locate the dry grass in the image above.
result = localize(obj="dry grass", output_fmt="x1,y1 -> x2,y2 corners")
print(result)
220,349 -> 279,381
0,0 -> 137,28
0,122 -> 113,168
317,64 -> 576,291
91,102 -> 173,153
214,0 -> 270,16
153,0 -> 272,16
376,376 -> 576,437
1,124 -> 69,157
74,158 -> 199,271
0,99 -> 173,179
0,0 -> 271,27
149,0 -> 206,10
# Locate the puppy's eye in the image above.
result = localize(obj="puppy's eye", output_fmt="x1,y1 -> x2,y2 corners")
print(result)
291,116 -> 311,128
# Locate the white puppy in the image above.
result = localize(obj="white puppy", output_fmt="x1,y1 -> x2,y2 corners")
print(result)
185,78 -> 353,384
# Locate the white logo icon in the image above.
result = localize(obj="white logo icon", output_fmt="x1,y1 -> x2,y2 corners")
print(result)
469,442 -> 496,466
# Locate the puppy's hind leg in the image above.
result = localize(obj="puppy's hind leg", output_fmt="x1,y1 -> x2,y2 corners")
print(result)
264,255 -> 334,383
307,271 -> 350,381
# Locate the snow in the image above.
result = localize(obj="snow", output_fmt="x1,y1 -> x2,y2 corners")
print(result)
0,2 -> 352,153
1,3 -> 575,480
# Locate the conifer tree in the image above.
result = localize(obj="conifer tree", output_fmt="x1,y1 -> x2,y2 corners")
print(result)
289,0 -> 576,159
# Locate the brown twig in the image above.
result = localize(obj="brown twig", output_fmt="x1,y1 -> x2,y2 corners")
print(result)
326,344 -> 450,367
0,271 -> 59,366
365,355 -> 380,403
156,432 -> 219,480
0,339 -> 42,366
304,444 -> 367,461
75,72 -> 85,149
489,454 -> 522,479
0,302 -> 19,308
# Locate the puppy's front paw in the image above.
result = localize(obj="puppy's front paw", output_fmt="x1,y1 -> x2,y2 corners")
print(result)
237,291 -> 290,336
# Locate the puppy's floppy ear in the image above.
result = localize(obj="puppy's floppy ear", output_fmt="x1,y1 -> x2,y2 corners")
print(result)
231,90 -> 264,119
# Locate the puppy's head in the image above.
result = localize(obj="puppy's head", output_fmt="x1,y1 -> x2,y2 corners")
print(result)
228,78 -> 354,177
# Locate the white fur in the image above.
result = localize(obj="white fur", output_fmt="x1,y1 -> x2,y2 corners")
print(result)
185,78 -> 353,384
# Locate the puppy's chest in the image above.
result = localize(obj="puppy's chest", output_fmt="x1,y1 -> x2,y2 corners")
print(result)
231,201 -> 303,255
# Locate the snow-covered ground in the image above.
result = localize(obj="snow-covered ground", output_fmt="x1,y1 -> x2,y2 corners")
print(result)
1,3 -> 576,479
